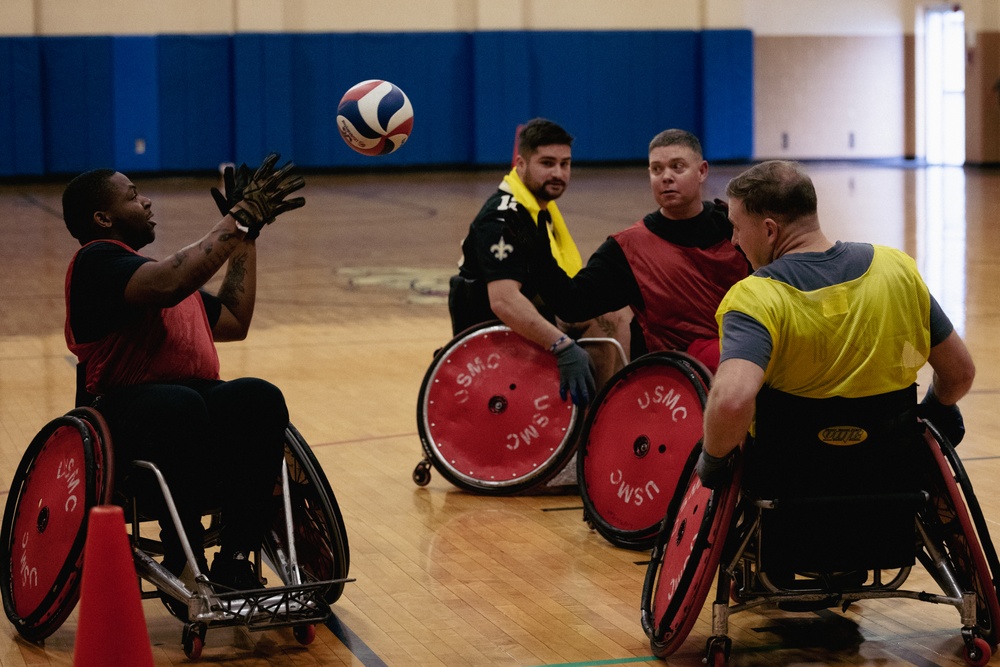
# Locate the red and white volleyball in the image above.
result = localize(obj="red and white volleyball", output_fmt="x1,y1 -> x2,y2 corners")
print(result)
336,80 -> 414,156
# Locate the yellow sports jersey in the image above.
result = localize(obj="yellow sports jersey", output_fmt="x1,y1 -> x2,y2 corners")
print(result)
717,245 -> 931,398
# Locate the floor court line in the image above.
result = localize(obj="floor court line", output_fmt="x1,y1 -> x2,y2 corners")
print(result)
526,656 -> 658,667
325,610 -> 390,667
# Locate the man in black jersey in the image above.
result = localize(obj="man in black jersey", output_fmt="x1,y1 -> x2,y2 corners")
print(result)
525,129 -> 749,373
62,156 -> 303,595
449,118 -> 631,406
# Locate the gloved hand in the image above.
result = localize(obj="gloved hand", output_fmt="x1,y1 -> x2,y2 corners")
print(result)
554,340 -> 596,406
228,153 -> 306,239
506,202 -> 555,267
695,447 -> 734,490
918,386 -> 965,446
211,162 -> 252,218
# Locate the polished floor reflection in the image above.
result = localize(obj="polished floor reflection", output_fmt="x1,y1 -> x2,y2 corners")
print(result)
0,161 -> 997,666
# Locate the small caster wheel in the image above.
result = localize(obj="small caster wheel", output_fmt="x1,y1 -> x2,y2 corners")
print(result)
964,636 -> 991,667
729,579 -> 744,604
412,460 -> 431,486
182,623 -> 206,660
293,623 -> 317,645
706,636 -> 731,667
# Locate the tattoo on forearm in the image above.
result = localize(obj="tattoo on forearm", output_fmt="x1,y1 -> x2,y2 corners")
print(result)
170,250 -> 187,268
199,239 -> 214,255
217,253 -> 248,308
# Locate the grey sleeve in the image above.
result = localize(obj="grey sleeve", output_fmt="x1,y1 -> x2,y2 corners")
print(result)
719,310 -> 773,371
928,294 -> 954,346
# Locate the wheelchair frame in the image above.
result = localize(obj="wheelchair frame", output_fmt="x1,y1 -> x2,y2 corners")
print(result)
641,421 -> 1000,667
0,408 -> 351,660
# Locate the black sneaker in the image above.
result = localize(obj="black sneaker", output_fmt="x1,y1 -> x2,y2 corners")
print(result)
210,552 -> 265,591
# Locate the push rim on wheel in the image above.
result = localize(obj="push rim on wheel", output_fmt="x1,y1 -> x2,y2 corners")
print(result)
579,352 -> 709,549
641,446 -> 741,658
920,425 -> 1000,646
926,419 -> 1000,605
263,424 -> 350,604
0,414 -> 107,641
417,321 -> 581,494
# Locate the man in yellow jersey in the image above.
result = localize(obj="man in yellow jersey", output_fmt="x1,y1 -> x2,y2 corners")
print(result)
449,118 -> 630,406
696,160 -> 975,491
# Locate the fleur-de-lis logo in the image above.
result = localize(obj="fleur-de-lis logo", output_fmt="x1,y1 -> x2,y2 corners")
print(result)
491,236 -> 514,261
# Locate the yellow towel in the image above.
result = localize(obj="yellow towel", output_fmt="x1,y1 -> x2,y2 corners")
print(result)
502,169 -> 583,277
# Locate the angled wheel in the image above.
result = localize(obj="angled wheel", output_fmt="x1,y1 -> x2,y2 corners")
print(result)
641,446 -> 741,658
926,419 -> 1000,604
262,424 -> 350,604
919,423 -> 1000,648
417,321 -> 582,494
578,352 -> 709,549
0,411 -> 113,641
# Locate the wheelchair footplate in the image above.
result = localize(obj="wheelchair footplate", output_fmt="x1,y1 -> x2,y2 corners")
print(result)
190,578 -> 346,630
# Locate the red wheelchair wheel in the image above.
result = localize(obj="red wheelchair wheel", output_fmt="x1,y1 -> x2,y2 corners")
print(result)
263,424 -> 350,605
0,413 -> 109,641
417,321 -> 581,494
641,446 -> 741,658
920,425 -> 1000,647
579,352 -> 709,549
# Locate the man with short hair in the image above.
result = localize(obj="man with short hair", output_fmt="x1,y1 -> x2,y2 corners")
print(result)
696,160 -> 973,490
62,155 -> 304,592
524,128 -> 749,372
449,117 -> 630,405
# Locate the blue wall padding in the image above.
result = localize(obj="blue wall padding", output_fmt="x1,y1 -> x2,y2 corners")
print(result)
112,36 -> 160,172
0,38 -> 44,176
40,37 -> 115,175
0,30 -> 753,176
157,35 -> 232,171
470,31 -> 702,165
539,31 -> 701,162
700,30 -> 754,161
471,32 -> 534,165
232,34 -> 295,166
233,32 -> 474,168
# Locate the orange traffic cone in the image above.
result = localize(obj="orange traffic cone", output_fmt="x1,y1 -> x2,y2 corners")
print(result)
73,505 -> 154,667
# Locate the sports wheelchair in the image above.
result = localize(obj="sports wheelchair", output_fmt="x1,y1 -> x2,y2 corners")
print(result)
412,320 -> 626,495
641,393 -> 1000,666
576,350 -> 711,550
0,406 -> 351,659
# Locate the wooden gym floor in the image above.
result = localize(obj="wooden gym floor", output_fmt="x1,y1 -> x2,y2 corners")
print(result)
0,160 -> 998,666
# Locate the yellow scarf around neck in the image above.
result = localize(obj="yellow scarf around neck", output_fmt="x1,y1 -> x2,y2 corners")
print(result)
502,169 -> 583,277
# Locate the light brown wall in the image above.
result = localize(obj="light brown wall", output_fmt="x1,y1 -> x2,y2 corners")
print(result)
904,33 -> 916,159
966,31 -> 1000,164
754,35 -> 905,160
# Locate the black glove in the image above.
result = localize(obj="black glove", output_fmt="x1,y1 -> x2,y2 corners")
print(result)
211,162 -> 252,218
918,386 -> 965,446
695,447 -> 734,490
554,341 -> 596,406
506,203 -> 555,266
228,153 -> 306,239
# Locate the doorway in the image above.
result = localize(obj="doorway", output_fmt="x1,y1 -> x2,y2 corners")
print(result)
922,5 -> 966,165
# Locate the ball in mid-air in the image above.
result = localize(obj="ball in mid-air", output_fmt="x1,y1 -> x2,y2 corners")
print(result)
337,80 -> 413,156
